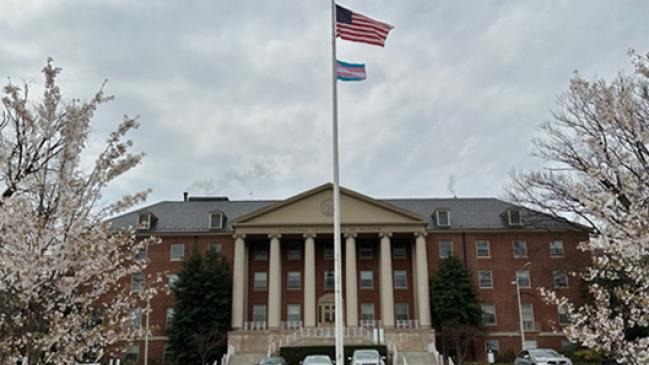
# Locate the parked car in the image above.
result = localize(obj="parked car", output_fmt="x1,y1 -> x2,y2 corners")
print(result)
514,349 -> 573,365
259,356 -> 288,365
348,349 -> 385,365
300,355 -> 334,365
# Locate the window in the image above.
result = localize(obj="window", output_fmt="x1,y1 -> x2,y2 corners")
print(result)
129,308 -> 141,331
439,240 -> 453,258
323,246 -> 334,260
485,340 -> 500,353
561,340 -> 576,352
553,271 -> 569,288
254,246 -> 268,261
360,303 -> 375,321
524,340 -> 537,349
253,305 -> 267,322
475,240 -> 491,258
124,345 -> 140,365
287,245 -> 301,260
558,304 -> 570,325
395,303 -> 409,321
513,240 -> 528,258
287,304 -> 301,323
287,271 -> 301,289
359,244 -> 373,259
254,272 -> 268,290
435,209 -> 451,227
207,243 -> 222,255
168,273 -> 179,289
550,240 -> 564,257
165,308 -> 174,329
508,209 -> 523,225
163,345 -> 174,365
479,270 -> 493,289
137,213 -> 151,230
170,244 -> 185,261
392,243 -> 407,259
481,304 -> 496,325
209,212 -> 223,229
324,271 -> 335,290
134,247 -> 147,261
521,303 -> 535,331
360,271 -> 374,289
517,270 -> 531,288
394,270 -> 408,289
131,272 -> 144,293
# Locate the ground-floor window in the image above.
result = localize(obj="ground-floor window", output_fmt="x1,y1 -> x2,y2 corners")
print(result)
395,303 -> 409,321
163,344 -> 174,365
360,303 -> 375,321
524,340 -> 538,349
253,304 -> 267,323
485,339 -> 500,353
124,345 -> 139,365
287,304 -> 301,322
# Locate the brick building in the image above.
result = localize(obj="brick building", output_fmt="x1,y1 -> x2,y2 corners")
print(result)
110,183 -> 589,364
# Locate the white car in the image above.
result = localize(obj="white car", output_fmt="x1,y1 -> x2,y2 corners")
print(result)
348,349 -> 385,365
514,348 -> 573,365
301,355 -> 334,365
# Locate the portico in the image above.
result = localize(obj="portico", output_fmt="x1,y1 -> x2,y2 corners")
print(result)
229,184 -> 432,335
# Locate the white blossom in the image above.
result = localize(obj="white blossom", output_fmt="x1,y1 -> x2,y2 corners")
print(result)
0,59 -> 159,364
509,51 -> 649,364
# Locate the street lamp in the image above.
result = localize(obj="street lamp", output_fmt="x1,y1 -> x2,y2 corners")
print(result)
512,261 -> 531,351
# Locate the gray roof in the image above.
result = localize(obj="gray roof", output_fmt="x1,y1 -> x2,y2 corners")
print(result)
110,193 -> 584,233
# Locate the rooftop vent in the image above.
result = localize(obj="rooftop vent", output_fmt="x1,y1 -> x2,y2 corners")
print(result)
187,196 -> 230,202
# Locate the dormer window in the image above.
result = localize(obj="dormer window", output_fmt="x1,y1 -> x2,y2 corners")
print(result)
507,209 -> 523,226
209,212 -> 224,230
435,209 -> 451,227
137,213 -> 152,230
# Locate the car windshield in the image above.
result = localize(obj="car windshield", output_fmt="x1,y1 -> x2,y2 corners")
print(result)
260,358 -> 284,365
304,356 -> 331,364
530,349 -> 560,358
355,351 -> 379,359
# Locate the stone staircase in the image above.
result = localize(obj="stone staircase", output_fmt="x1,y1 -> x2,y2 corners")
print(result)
399,352 -> 438,365
229,353 -> 265,365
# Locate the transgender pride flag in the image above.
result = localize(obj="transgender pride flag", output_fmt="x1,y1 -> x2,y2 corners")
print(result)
335,60 -> 367,81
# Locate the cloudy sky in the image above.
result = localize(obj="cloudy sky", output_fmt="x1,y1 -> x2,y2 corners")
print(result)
1,0 -> 647,206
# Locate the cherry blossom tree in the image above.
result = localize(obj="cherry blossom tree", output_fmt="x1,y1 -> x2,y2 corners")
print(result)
508,51 -> 649,364
0,59 -> 158,365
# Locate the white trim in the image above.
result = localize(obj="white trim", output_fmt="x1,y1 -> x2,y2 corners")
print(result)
435,209 -> 451,227
209,212 -> 224,229
475,240 -> 491,258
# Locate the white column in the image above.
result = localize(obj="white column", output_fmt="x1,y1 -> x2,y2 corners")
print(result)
268,233 -> 282,329
379,232 -> 395,328
411,240 -> 419,321
345,233 -> 358,327
231,234 -> 246,329
304,233 -> 317,328
415,231 -> 431,328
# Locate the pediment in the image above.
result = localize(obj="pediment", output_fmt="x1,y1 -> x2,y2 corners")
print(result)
232,183 -> 426,227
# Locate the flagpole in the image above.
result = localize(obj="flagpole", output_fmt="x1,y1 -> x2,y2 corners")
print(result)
330,1 -> 345,364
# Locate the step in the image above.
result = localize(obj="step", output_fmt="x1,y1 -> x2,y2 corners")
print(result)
229,353 -> 266,365
399,352 -> 438,365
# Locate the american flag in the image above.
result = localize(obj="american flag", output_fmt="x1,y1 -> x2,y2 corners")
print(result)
336,5 -> 394,47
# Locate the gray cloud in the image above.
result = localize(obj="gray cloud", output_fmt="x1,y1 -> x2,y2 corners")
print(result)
1,0 -> 647,206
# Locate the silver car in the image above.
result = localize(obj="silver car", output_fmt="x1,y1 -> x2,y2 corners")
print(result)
301,355 -> 334,365
514,348 -> 573,365
348,349 -> 385,365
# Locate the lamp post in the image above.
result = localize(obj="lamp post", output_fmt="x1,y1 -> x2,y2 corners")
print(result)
512,261 -> 531,351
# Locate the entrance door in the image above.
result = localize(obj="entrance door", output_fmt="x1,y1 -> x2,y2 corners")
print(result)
319,303 -> 335,326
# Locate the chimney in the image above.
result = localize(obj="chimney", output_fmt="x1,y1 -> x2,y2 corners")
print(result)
183,192 -> 189,202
